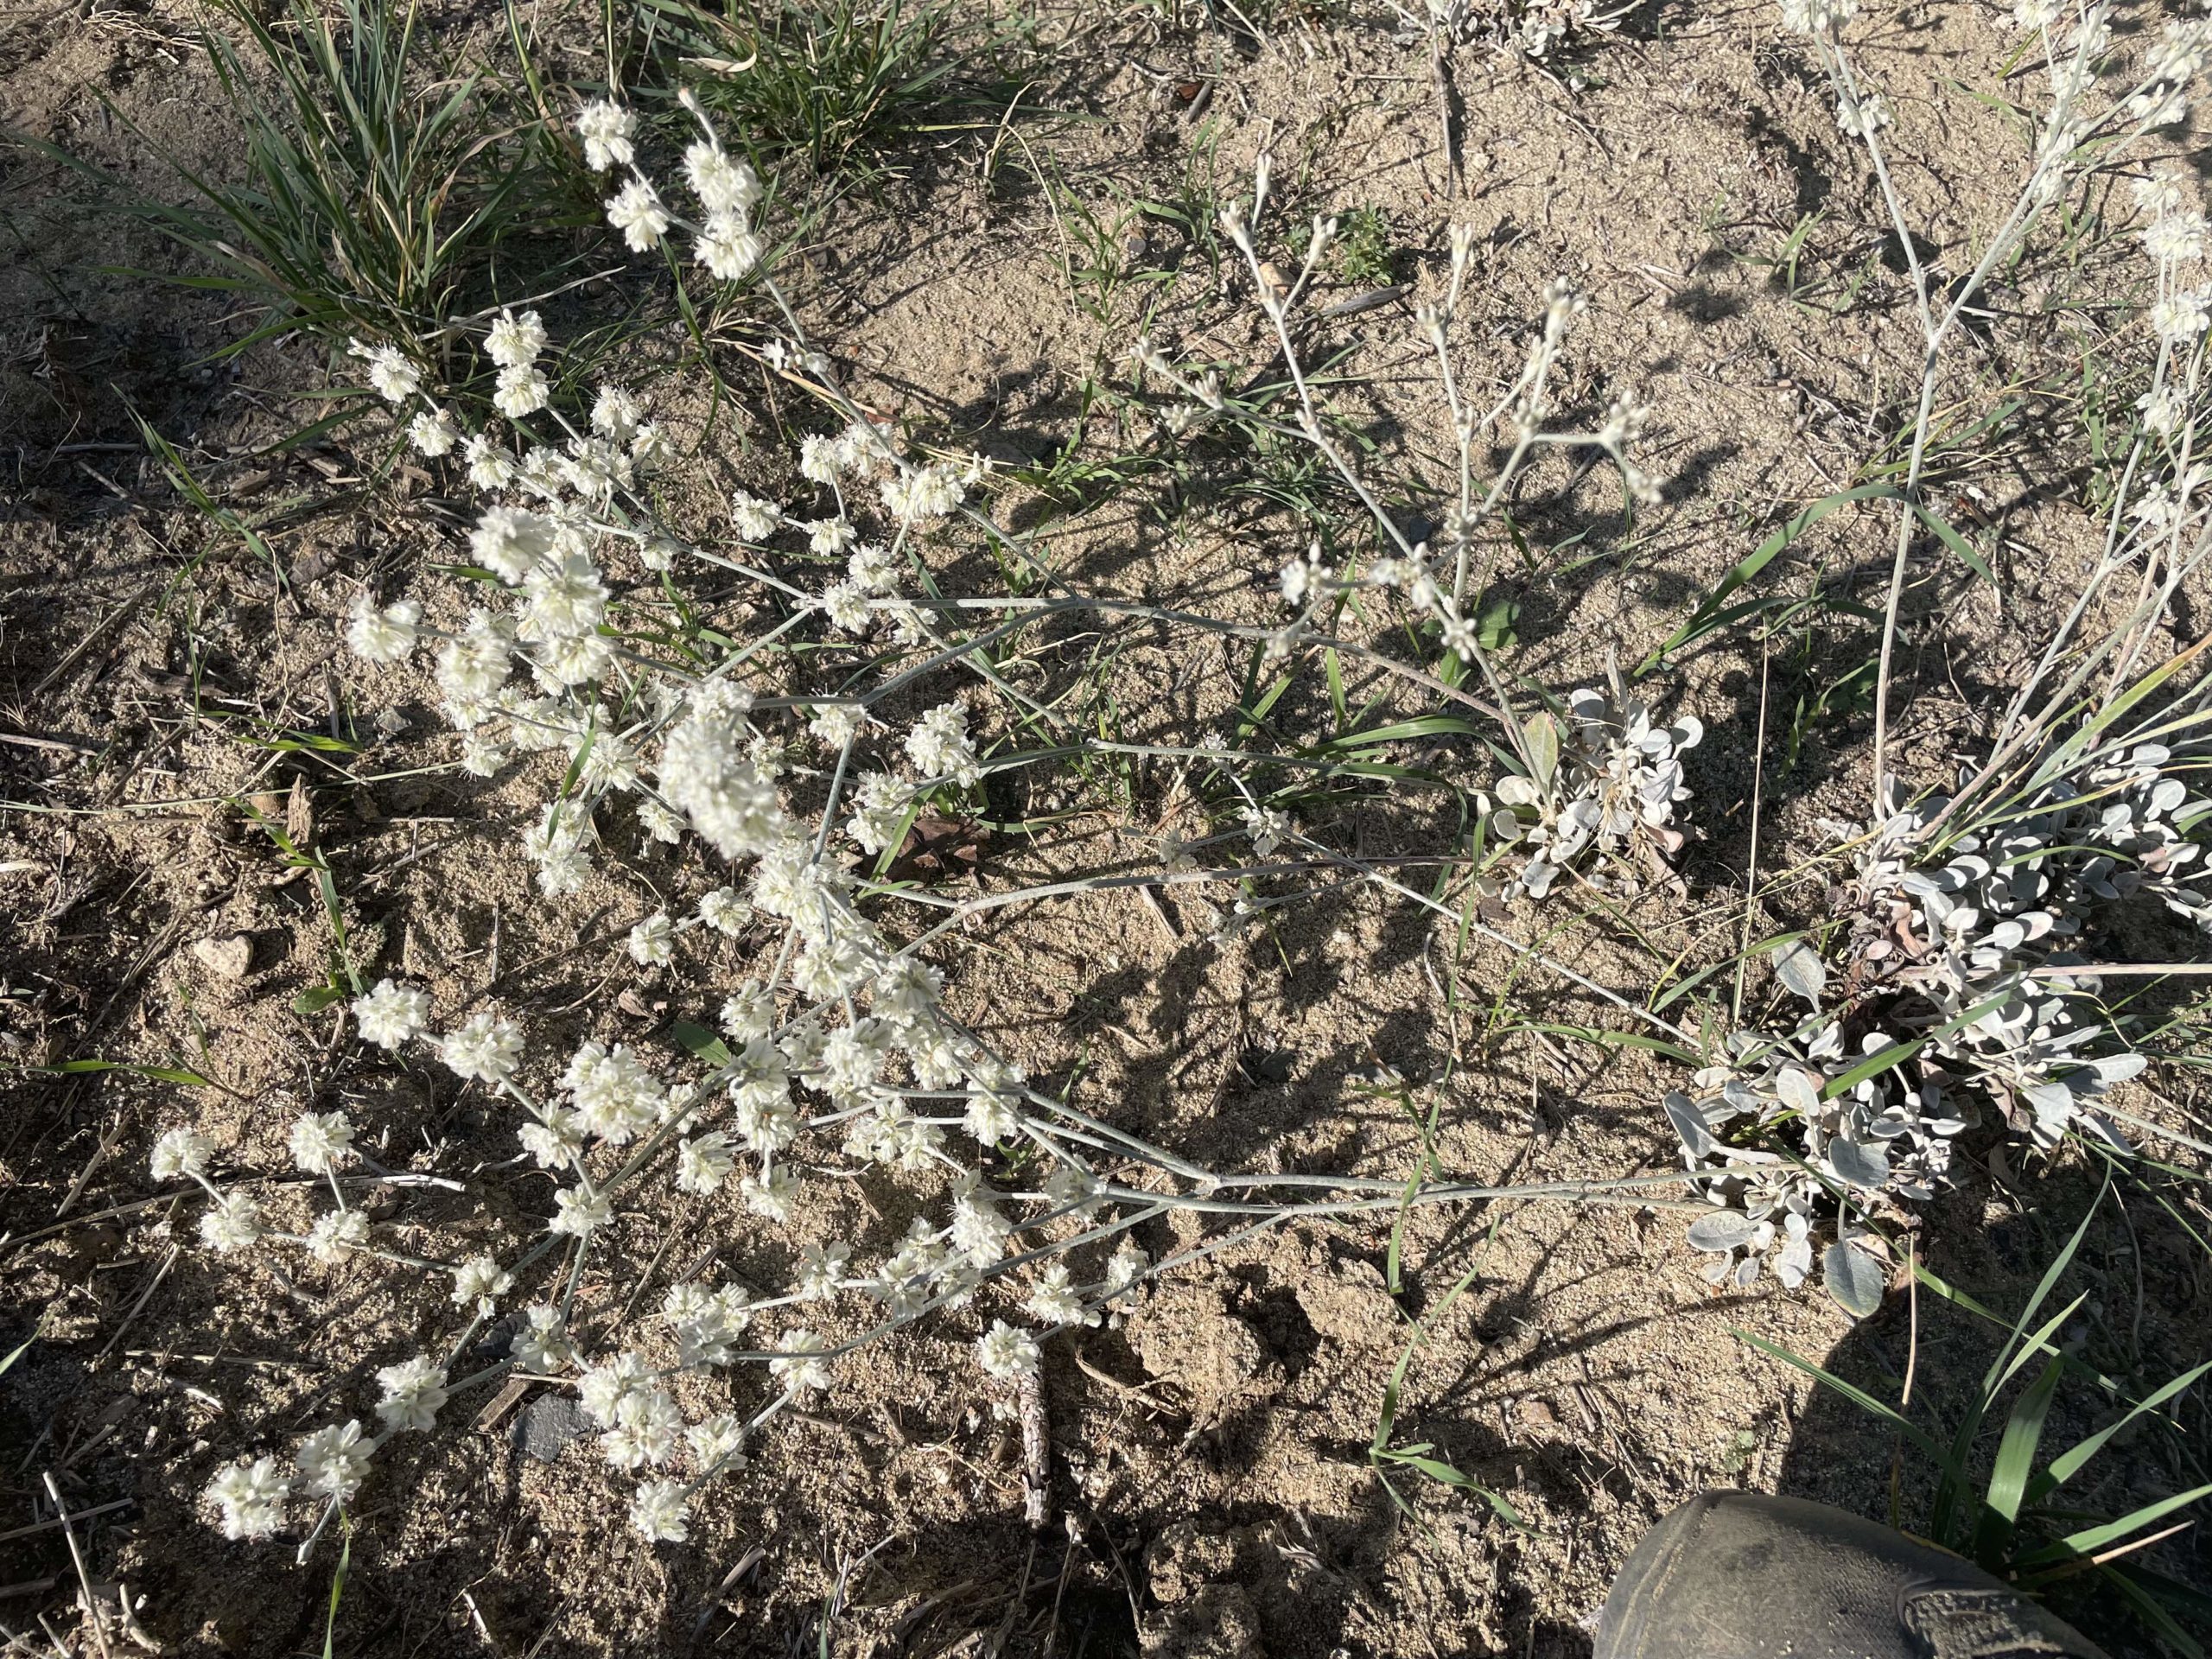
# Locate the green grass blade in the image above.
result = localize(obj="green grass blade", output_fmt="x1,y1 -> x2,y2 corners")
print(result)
1971,1354 -> 2062,1568
2029,1359 -> 2212,1503
1732,1330 -> 1948,1464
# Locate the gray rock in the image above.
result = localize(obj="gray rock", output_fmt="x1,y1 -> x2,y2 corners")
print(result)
513,1393 -> 588,1463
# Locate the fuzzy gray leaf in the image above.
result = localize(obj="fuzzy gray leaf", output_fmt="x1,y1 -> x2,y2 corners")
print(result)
1827,1137 -> 1891,1192
1823,1241 -> 1886,1319
1772,940 -> 1826,1006
1523,712 -> 1560,790
1687,1211 -> 1760,1253
1664,1091 -> 1714,1158
1775,1066 -> 1821,1118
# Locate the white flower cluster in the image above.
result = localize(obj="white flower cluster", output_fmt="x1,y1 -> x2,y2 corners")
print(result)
2140,173 -> 2212,357
162,100 -> 1208,1558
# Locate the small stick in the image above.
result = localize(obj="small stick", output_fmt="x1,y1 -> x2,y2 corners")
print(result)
33,583 -> 149,696
1018,1370 -> 1049,1533
0,1501 -> 133,1545
474,1376 -> 535,1435
57,1125 -> 122,1218
93,1247 -> 177,1366
1429,33 -> 1460,201
41,1473 -> 111,1659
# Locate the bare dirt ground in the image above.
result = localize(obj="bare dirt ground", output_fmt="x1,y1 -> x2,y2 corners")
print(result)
1,0 -> 2208,1655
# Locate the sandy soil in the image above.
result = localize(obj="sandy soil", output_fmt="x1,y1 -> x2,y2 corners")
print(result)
1,0 -> 2207,1655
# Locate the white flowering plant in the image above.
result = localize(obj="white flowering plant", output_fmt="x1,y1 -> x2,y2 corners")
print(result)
164,79 -> 1744,1563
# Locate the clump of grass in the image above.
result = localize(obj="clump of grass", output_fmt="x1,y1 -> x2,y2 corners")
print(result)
29,0 -> 606,420
1744,1188 -> 2212,1650
635,0 -> 1024,181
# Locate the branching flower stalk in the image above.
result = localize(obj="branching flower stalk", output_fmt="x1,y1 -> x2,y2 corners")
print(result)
1790,0 -> 2209,813
1672,1 -> 2212,1306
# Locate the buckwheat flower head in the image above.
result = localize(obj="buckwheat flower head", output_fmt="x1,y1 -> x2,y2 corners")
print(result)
451,1253 -> 514,1313
439,1011 -> 524,1082
963,1082 -> 1020,1147
495,365 -> 551,420
474,505 -> 558,582
520,550 -> 609,637
550,1184 -> 613,1236
630,1478 -> 690,1543
741,1165 -> 800,1222
2138,175 -> 2190,221
659,698 -> 789,859
296,1419 -> 372,1503
207,1457 -> 289,1540
199,1191 -> 263,1253
402,402 -> 458,457
462,433 -> 516,490
375,1356 -> 448,1433
1777,0 -> 1856,32
976,1319 -> 1041,1381
1835,91 -> 1894,137
1243,804 -> 1291,858
510,1304 -> 575,1372
577,1351 -> 653,1426
795,1240 -> 852,1301
353,978 -> 429,1048
675,1131 -> 737,1195
950,1179 -> 1012,1267
151,1125 -> 213,1182
605,175 -> 671,252
307,1208 -> 370,1264
289,1110 -> 355,1175
628,911 -> 677,966
810,703 -> 866,749
601,1389 -> 685,1470
798,432 -> 842,483
2139,385 -> 2185,439
728,490 -> 784,540
905,701 -> 982,785
588,385 -> 643,445
2145,212 -> 2208,266
697,887 -> 750,935
1026,1262 -> 1088,1327
575,99 -> 636,171
687,1413 -> 747,1472
684,141 -> 763,213
821,581 -> 872,635
842,772 -> 908,856
2152,289 -> 2212,345
346,595 -> 420,664
566,1039 -> 665,1142
635,798 -> 683,846
880,461 -> 965,524
1104,1242 -> 1149,1299
485,308 -> 547,371
697,213 -> 765,282
767,1326 -> 833,1396
349,339 -> 422,404
523,803 -> 594,897
529,628 -> 615,690
721,981 -> 775,1042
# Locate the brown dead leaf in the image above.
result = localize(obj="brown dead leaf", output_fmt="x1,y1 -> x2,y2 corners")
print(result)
886,814 -> 988,885
285,776 -> 314,847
